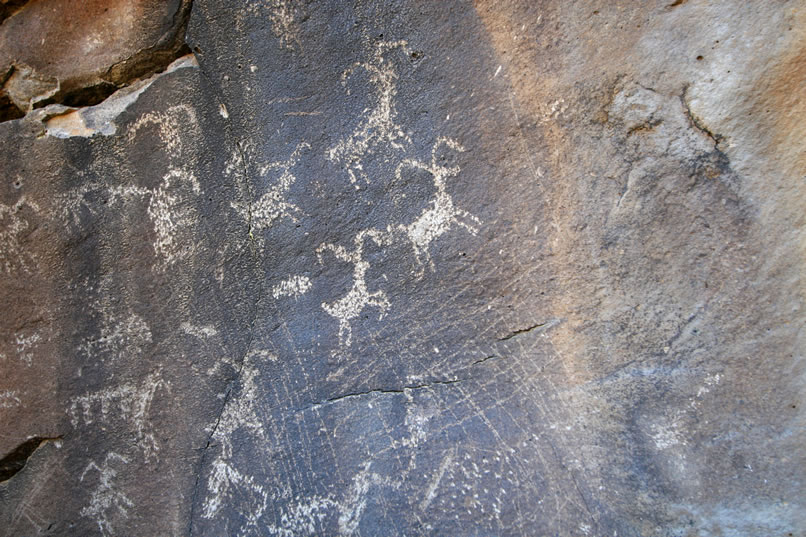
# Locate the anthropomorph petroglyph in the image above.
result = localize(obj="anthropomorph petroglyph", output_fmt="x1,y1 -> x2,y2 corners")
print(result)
317,229 -> 391,349
327,40 -> 413,188
68,369 -> 170,460
146,168 -> 202,270
395,137 -> 481,272
0,195 -> 40,274
80,452 -> 133,537
202,354 -> 271,525
230,142 -> 310,237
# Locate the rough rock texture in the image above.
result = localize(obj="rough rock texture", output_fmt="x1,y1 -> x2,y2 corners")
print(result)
1,1 -> 804,536
0,0 -> 191,120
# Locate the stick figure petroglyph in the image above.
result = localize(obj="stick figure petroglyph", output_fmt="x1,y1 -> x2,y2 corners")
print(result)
230,142 -> 310,235
317,229 -> 391,350
395,137 -> 481,273
80,452 -> 133,537
202,354 -> 272,528
204,459 -> 269,531
327,40 -> 413,188
0,195 -> 40,274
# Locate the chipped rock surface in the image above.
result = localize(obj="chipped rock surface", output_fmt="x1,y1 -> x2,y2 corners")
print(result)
0,1 -> 804,536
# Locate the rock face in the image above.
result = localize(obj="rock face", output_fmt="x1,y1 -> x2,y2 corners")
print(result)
0,1 -> 804,535
0,0 -> 191,120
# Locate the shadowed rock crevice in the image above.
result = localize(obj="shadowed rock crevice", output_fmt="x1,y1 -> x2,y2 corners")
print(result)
0,65 -> 23,121
0,0 -> 30,25
0,437 -> 61,483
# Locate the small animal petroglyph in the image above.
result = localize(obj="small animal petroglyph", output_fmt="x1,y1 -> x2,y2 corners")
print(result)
271,274 -> 312,299
246,0 -> 302,51
78,313 -> 152,363
327,40 -> 413,187
80,452 -> 133,537
0,195 -> 40,275
68,369 -> 170,460
317,229 -> 391,350
230,142 -> 310,237
395,137 -> 481,273
127,104 -> 198,159
180,322 -> 219,340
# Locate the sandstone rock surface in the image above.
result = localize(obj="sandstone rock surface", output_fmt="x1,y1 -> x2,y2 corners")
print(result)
0,1 -> 804,536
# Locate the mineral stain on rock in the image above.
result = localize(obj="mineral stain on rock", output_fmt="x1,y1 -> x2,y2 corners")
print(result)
0,0 -> 804,536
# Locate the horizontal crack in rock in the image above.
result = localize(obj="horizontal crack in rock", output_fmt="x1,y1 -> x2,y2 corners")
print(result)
497,318 -> 562,341
298,379 -> 464,413
472,354 -> 499,365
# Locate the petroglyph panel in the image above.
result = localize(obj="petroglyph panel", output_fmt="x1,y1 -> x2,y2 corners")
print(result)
1,0 -> 804,536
